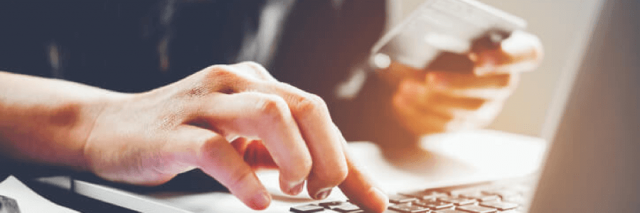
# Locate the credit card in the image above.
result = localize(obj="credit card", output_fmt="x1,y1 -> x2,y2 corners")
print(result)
370,0 -> 527,70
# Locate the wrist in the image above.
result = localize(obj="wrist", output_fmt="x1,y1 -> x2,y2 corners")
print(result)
72,90 -> 129,171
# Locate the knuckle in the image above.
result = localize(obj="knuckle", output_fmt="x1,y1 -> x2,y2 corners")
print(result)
200,65 -> 249,93
196,134 -> 225,158
237,61 -> 273,80
239,61 -> 266,71
203,65 -> 234,79
292,93 -> 327,115
256,94 -> 290,120
202,65 -> 246,82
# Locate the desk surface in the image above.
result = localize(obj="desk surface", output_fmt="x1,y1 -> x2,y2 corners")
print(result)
39,129 -> 547,213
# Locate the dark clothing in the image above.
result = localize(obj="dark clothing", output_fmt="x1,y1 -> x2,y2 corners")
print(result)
0,1 -> 419,197
0,0 -> 413,149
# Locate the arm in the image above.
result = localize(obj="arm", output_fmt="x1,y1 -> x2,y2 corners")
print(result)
0,71 -> 118,170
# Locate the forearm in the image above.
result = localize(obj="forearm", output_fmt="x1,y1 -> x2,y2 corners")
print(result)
0,71 -> 122,170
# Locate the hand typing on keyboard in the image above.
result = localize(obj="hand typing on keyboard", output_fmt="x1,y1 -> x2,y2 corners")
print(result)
0,62 -> 388,212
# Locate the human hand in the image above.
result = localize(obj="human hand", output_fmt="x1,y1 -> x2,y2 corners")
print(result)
389,31 -> 543,137
82,62 -> 388,211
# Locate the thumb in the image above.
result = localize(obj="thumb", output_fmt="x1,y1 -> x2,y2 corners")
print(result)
231,139 -> 278,170
174,126 -> 272,210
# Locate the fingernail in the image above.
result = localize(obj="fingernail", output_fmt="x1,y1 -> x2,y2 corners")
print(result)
372,187 -> 389,205
252,192 -> 271,210
358,187 -> 389,213
290,181 -> 305,195
314,188 -> 332,200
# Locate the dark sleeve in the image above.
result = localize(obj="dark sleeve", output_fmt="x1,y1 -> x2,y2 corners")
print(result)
0,2 -> 54,77
270,0 -> 416,144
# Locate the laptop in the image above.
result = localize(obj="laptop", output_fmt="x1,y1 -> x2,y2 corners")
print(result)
36,0 -> 640,212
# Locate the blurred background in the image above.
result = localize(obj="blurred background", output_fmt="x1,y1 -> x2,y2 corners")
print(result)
397,0 -> 604,141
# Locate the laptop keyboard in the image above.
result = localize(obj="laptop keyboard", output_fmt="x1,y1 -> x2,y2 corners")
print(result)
290,179 -> 532,213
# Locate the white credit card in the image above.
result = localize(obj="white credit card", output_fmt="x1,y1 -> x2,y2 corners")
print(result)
370,0 -> 527,70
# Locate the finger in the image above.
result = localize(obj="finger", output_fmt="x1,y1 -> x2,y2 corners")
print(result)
424,72 -> 519,99
177,126 -> 271,210
425,52 -> 475,74
336,127 -> 389,213
392,92 -> 453,135
398,82 -> 488,114
394,86 -> 499,135
198,92 -> 312,196
255,82 -> 349,200
398,79 -> 489,112
473,30 -> 543,75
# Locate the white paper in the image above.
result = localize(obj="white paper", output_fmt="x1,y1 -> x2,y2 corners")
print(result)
0,176 -> 77,213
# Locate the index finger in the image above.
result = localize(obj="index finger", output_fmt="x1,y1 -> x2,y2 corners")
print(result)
336,129 -> 389,213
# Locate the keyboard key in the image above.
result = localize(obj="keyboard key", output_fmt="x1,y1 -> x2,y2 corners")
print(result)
400,191 -> 448,200
413,199 -> 454,210
459,192 -> 500,202
290,204 -> 325,213
433,209 -> 467,213
388,203 -> 432,213
479,201 -> 518,211
456,205 -> 497,213
316,210 -> 342,213
331,203 -> 363,213
481,190 -> 520,199
500,195 -> 526,204
438,197 -> 477,206
389,194 -> 419,204
448,188 -> 482,197
319,201 -> 345,208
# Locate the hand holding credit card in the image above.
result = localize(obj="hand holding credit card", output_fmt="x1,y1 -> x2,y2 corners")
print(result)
369,0 -> 527,71
367,0 -> 543,139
